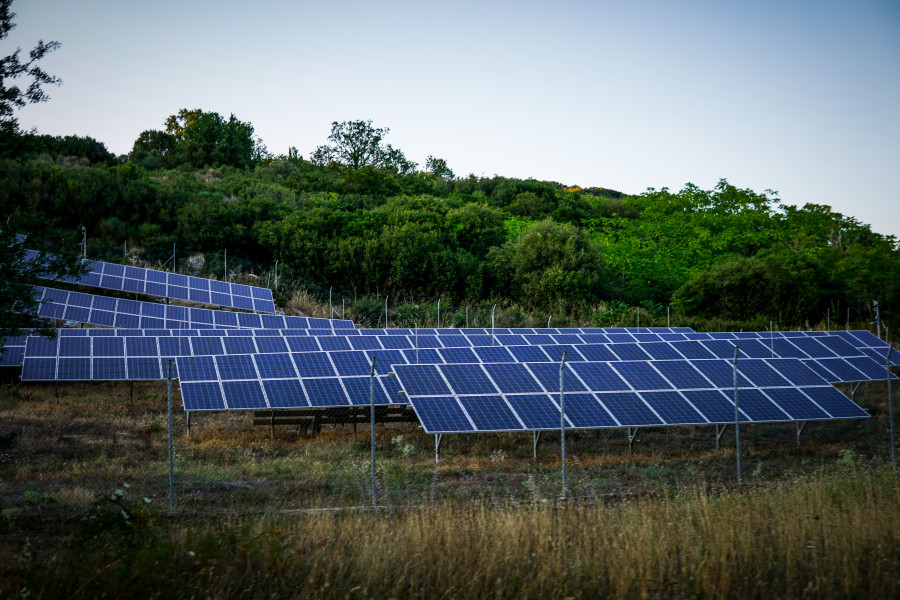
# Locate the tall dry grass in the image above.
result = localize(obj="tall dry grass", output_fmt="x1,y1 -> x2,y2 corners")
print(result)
4,463 -> 898,599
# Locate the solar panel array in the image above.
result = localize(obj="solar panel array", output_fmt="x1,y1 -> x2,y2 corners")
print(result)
31,286 -> 354,330
394,359 -> 869,434
17,329 -> 897,389
25,249 -> 277,313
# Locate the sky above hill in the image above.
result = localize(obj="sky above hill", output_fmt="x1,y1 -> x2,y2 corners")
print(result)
6,0 -> 900,238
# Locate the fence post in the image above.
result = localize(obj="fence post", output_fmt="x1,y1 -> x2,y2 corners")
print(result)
370,356 -> 377,506
167,359 -> 175,509
733,346 -> 742,484
559,351 -> 568,500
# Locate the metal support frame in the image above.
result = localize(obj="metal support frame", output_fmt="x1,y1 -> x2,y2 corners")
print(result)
270,410 -> 276,437
434,433 -> 443,464
715,424 -> 728,450
850,382 -> 862,400
437,298 -> 441,329
533,430 -> 542,459
186,411 -> 191,437
796,421 -> 807,447
627,427 -> 637,452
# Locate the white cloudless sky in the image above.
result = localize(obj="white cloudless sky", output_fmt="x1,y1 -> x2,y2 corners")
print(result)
6,0 -> 900,237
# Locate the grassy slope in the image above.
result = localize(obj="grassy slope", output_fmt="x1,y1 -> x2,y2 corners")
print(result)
0,380 -> 898,598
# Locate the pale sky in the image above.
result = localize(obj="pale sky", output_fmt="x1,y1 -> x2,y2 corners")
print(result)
7,0 -> 900,238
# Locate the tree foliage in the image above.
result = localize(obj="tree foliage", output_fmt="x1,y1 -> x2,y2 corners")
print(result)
0,0 -> 61,136
311,120 -> 417,175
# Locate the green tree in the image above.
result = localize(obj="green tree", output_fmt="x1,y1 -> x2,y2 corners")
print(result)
311,120 -> 417,174
0,227 -> 88,350
425,155 -> 454,180
489,219 -> 607,313
0,0 -> 61,136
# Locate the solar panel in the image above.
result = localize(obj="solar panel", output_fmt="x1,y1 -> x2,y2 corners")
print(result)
32,286 -> 354,329
22,249 -> 279,313
397,359 -> 870,434
176,353 -> 401,411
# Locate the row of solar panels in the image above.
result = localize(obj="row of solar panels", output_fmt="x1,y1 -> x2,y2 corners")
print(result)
25,249 -> 277,313
173,354 -> 868,430
27,324 -> 894,359
11,330 -> 898,382
31,286 -> 355,331
13,327 -> 896,363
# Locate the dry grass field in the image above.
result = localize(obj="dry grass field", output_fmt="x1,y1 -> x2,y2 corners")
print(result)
0,378 -> 898,598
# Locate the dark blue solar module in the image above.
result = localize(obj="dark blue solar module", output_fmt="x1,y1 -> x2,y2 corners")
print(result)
612,361 -> 673,390
527,363 -> 587,392
458,395 -> 523,431
557,393 -> 617,428
440,364 -> 498,395
732,388 -> 787,422
303,378 -> 350,407
651,361 -> 714,389
763,388 -> 829,420
640,391 -> 706,424
483,363 -> 547,394
222,380 -> 267,409
263,379 -> 308,408
392,364 -> 451,396
844,356 -> 895,380
439,347 -> 480,363
180,381 -> 225,410
410,396 -> 475,433
597,392 -> 664,426
343,376 -> 390,405
568,362 -> 630,392
680,389 -> 739,423
610,343 -> 652,361
803,386 -> 870,418
505,394 -> 563,429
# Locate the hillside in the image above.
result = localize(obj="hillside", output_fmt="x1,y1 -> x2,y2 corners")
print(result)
1,113 -> 898,331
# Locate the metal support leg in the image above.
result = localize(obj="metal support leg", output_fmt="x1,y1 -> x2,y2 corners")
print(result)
715,424 -> 728,450
353,407 -> 358,434
270,410 -> 275,438
627,427 -> 637,452
850,382 -> 862,400
796,421 -> 807,447
533,431 -> 542,459
435,433 -> 443,465
186,411 -> 191,437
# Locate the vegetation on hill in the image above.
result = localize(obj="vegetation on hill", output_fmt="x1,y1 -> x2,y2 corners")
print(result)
1,110 -> 897,330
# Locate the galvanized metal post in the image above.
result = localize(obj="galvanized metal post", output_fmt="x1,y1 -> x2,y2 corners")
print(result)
770,321 -> 774,358
465,305 -> 469,328
437,298 -> 441,329
167,359 -> 175,509
81,225 -> 86,258
385,295 -> 389,329
733,346 -> 742,484
875,300 -> 881,339
491,304 -> 497,346
559,351 -> 568,500
274,260 -> 278,290
637,306 -> 640,331
667,305 -> 670,328
547,315 -> 552,328
370,356 -> 377,506
886,332 -> 894,470
329,287 -> 333,320
224,249 -> 227,281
